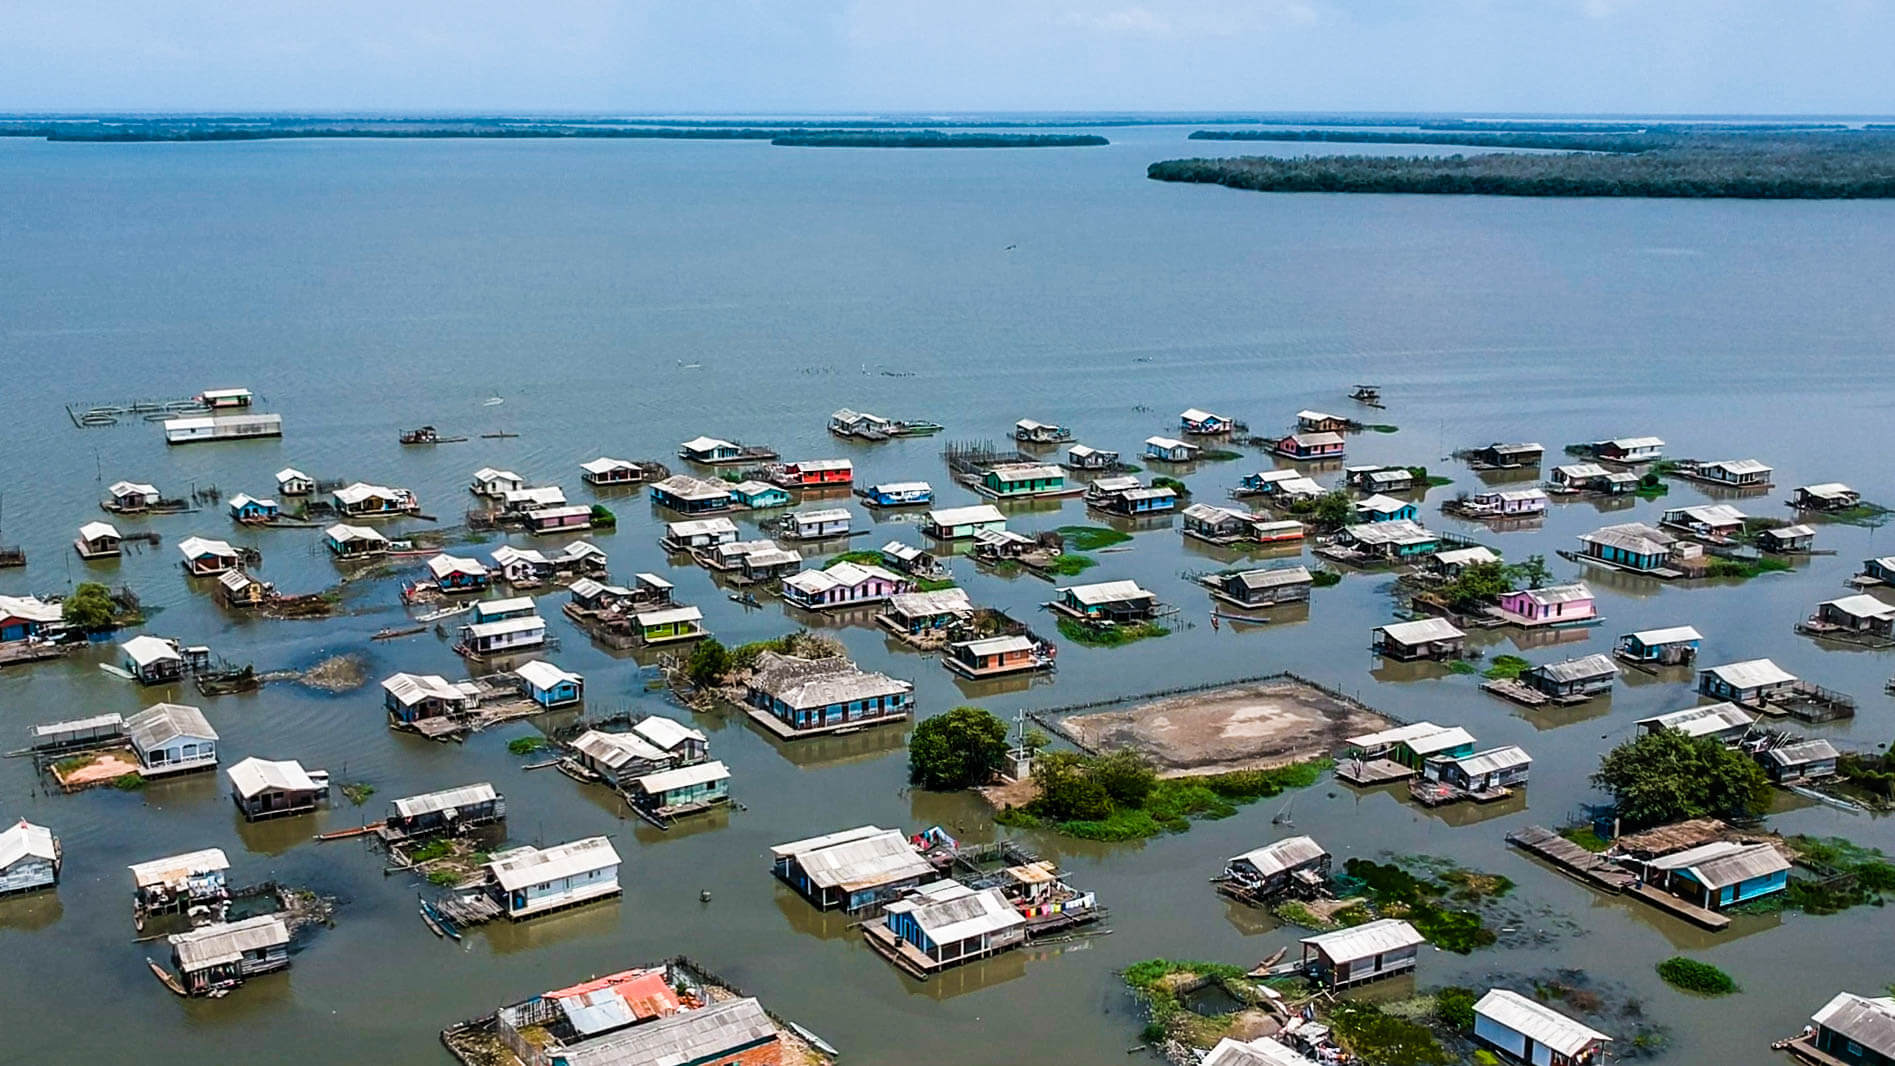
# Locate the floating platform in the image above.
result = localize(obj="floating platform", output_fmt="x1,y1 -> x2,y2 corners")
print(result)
1335,758 -> 1416,786
1507,825 -> 1729,930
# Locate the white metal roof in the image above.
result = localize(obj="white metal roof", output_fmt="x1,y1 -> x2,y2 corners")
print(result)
1626,625 -> 1702,645
275,467 -> 309,483
1767,739 -> 1840,766
1604,436 -> 1664,449
1474,989 -> 1611,1056
487,836 -> 620,891
580,457 -> 638,474
928,504 -> 1006,526
1185,503 -> 1245,523
1062,579 -> 1154,605
631,716 -> 706,751
1447,745 -> 1532,776
463,615 -> 547,639
870,480 -> 932,494
886,883 -> 1025,943
1343,519 -> 1435,546
1434,546 -> 1498,567
1554,463 -> 1608,480
391,783 -> 497,819
1232,566 -> 1313,589
796,458 -> 852,472
1230,836 -> 1327,878
109,480 -> 159,497
1664,503 -> 1749,526
0,594 -> 61,623
1201,1038 -> 1320,1066
514,659 -> 582,690
77,520 -> 121,542
129,848 -> 229,888
1530,653 -> 1618,683
1346,721 -> 1454,748
325,522 -> 387,543
1285,431 -> 1346,447
1180,408 -> 1224,422
679,435 -> 735,452
227,757 -> 320,797
1824,594 -> 1895,621
788,507 -> 852,524
177,536 -> 237,560
474,596 -> 535,618
1703,658 -> 1796,689
1406,726 -> 1479,755
1355,493 -> 1410,513
1579,522 -> 1675,554
1648,841 -> 1790,889
1376,617 -> 1465,644
770,824 -> 888,859
884,589 -> 974,618
472,467 -> 522,484
121,635 -> 182,667
633,760 -> 731,795
426,553 -> 488,579
652,474 -> 734,500
227,493 -> 275,510
1811,993 -> 1895,1058
635,606 -> 703,627
666,517 -> 739,538
1639,703 -> 1754,737
380,672 -> 463,706
955,634 -> 1034,656
503,485 -> 567,507
1146,436 -> 1195,451
988,462 -> 1061,480
1707,458 -> 1771,475
0,819 -> 57,869
1301,917 -> 1425,961
572,729 -> 670,768
334,481 -> 404,505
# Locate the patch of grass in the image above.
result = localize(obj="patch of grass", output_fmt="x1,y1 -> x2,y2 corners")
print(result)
1199,449 -> 1243,462
1656,957 -> 1738,995
1273,901 -> 1332,929
1122,959 -> 1256,1047
1041,553 -> 1098,576
1310,569 -> 1342,587
1329,1001 -> 1453,1066
407,839 -> 452,863
507,736 -> 549,755
1056,616 -> 1166,647
824,550 -> 885,568
1781,835 -> 1895,913
426,869 -> 461,886
52,755 -> 95,775
1704,556 -> 1792,579
1406,466 -> 1452,488
113,773 -> 146,791
1482,654 -> 1531,680
1821,501 -> 1892,528
1445,659 -> 1478,675
1340,859 -> 1499,954
340,782 -> 376,805
1003,758 -> 1332,842
1558,825 -> 1612,852
914,576 -> 957,592
1057,525 -> 1132,551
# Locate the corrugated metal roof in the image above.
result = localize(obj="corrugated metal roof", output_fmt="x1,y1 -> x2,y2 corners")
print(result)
1346,722 -> 1452,748
487,836 -> 620,891
560,997 -> 776,1066
127,702 -> 217,750
1230,836 -> 1328,878
1406,726 -> 1478,755
1767,739 -> 1839,766
1824,595 -> 1895,620
1519,583 -> 1592,606
634,760 -> 730,795
884,589 -> 974,618
380,672 -> 464,706
1639,703 -> 1753,737
1234,566 -> 1313,589
1447,746 -> 1532,776
1579,522 -> 1675,554
1376,617 -> 1465,644
887,883 -> 1024,943
1626,625 -> 1702,645
1474,989 -> 1611,1056
1812,993 -> 1895,1058
1530,654 -> 1617,684
1301,918 -> 1425,961
391,783 -> 498,819
462,615 -> 547,639
129,847 -> 229,888
0,819 -> 57,870
955,634 -> 1034,656
770,825 -> 888,859
572,729 -> 670,769
1704,658 -> 1796,690
1202,1037 -> 1320,1066
928,504 -> 1006,526
1062,580 -> 1154,606
227,757 -> 320,797
1343,519 -> 1435,546
787,828 -> 933,890
169,915 -> 289,971
121,635 -> 182,667
631,716 -> 706,751
1665,842 -> 1790,889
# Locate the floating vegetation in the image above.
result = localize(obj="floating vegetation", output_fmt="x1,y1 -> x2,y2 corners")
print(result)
1557,825 -> 1612,852
1337,858 -> 1503,954
1703,557 -> 1791,580
1310,570 -> 1342,588
823,549 -> 885,568
1482,654 -> 1531,680
1121,958 -> 1256,1047
1198,449 -> 1244,462
1406,465 -> 1453,488
1151,475 -> 1190,497
914,577 -> 958,593
506,736 -> 550,755
1056,616 -> 1167,647
1042,553 -> 1099,577
1817,501 -> 1892,528
1328,1000 -> 1453,1066
999,756 -> 1330,841
1365,424 -> 1399,434
1656,957 -> 1738,996
588,504 -> 617,526
339,782 -> 376,805
1445,660 -> 1478,675
1057,525 -> 1132,551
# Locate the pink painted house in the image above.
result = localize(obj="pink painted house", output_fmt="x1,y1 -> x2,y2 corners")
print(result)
1494,584 -> 1596,627
781,561 -> 912,610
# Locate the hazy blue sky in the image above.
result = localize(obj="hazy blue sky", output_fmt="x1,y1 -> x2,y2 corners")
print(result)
3,0 -> 1890,114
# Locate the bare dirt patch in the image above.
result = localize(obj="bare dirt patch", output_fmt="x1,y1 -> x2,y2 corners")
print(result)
52,748 -> 141,788
1056,677 -> 1390,777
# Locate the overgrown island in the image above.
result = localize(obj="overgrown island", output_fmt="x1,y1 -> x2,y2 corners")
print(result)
1150,128 -> 1895,198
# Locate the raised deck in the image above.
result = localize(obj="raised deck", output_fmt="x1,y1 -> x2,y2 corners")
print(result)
1336,758 -> 1416,786
1507,825 -> 1729,930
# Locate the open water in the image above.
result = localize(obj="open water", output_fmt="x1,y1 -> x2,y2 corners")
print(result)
1,123 -> 1893,1065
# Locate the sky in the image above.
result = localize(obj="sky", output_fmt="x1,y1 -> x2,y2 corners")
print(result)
2,0 -> 1891,115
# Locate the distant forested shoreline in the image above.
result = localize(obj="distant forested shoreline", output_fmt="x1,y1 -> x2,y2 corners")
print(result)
771,131 -> 1108,148
1152,130 -> 1895,198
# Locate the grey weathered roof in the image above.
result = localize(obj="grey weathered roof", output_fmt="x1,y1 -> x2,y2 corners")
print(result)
1517,583 -> 1592,606
1823,594 -> 1895,621
1649,841 -> 1790,890
633,760 -> 730,795
129,848 -> 229,888
487,836 -> 620,891
380,672 -> 464,706
1201,1038 -> 1320,1066
1062,579 -> 1155,606
1447,746 -> 1532,776
560,997 -> 777,1066
1343,519 -> 1435,546
227,757 -> 319,797
1625,625 -> 1702,646
1639,703 -> 1754,737
1230,836 -> 1327,878
883,588 -> 975,618
1530,654 -> 1617,684
169,915 -> 289,971
572,729 -> 670,769
391,783 -> 497,819
1233,566 -> 1313,589
785,827 -> 932,890
885,882 -> 1024,942
1578,522 -> 1675,554
746,652 -> 911,711
1812,993 -> 1895,1058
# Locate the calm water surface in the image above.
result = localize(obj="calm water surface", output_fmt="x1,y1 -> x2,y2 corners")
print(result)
1,125 -> 1893,1065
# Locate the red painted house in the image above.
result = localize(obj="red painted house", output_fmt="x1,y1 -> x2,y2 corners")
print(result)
779,459 -> 854,488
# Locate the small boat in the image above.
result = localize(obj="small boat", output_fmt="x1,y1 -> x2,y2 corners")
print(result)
415,602 -> 473,623
1349,384 -> 1385,409
419,906 -> 445,937
479,432 -> 519,439
400,426 -> 469,445
146,958 -> 187,996
373,624 -> 428,641
789,1023 -> 840,1058
482,395 -> 505,406
1247,946 -> 1290,977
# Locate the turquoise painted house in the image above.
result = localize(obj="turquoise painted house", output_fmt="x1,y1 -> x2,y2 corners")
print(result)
727,481 -> 791,509
629,760 -> 730,815
1641,841 -> 1790,911
1354,494 -> 1417,523
982,463 -> 1064,498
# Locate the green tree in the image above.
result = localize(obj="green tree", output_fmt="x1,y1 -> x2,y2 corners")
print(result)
907,706 -> 1011,790
1311,491 -> 1355,530
1030,751 -> 1114,821
1437,560 -> 1517,610
62,582 -> 116,629
1091,750 -> 1158,808
1591,730 -> 1771,829
1506,554 -> 1553,589
684,638 -> 729,687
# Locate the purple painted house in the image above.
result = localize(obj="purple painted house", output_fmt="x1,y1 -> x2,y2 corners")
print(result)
782,561 -> 911,610
1493,583 -> 1596,627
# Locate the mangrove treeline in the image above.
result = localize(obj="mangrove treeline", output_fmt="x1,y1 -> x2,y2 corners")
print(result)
771,131 -> 1108,148
3,120 -> 1107,148
1150,130 -> 1895,198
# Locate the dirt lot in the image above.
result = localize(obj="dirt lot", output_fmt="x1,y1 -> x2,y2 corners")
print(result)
1056,678 -> 1391,777
52,748 -> 142,789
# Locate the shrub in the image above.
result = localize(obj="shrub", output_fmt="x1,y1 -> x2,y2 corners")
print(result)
62,582 -> 117,629
685,638 -> 731,686
907,706 -> 1011,790
1656,957 -> 1737,995
1434,986 -> 1480,1031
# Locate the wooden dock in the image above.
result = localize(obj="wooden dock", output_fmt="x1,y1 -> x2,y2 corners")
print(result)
1336,758 -> 1416,786
1507,825 -> 1729,930
1481,679 -> 1550,706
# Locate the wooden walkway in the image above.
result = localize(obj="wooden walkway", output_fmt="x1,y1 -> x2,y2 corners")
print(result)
1336,758 -> 1416,786
1507,825 -> 1729,930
